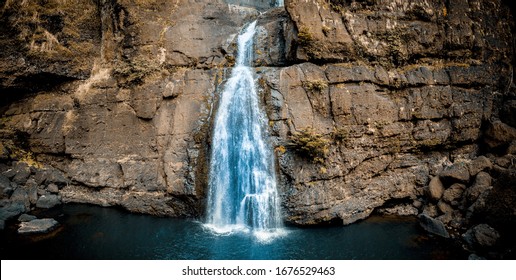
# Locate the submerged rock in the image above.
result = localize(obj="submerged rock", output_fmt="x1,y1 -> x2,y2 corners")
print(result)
18,218 -> 59,234
418,214 -> 450,238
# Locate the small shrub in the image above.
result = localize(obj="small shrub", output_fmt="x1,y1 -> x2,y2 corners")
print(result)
302,79 -> 328,92
289,127 -> 330,164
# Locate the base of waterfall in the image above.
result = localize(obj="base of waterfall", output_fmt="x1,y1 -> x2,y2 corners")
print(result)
203,223 -> 288,243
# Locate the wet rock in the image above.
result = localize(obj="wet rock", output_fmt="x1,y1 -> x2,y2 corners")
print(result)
35,194 -> 61,209
463,224 -> 500,250
0,202 -> 26,221
440,163 -> 470,183
442,183 -> 466,205
468,156 -> 492,177
18,214 -> 36,222
0,219 -> 4,230
427,176 -> 444,201
18,218 -> 59,234
418,214 -> 450,238
464,172 -> 492,204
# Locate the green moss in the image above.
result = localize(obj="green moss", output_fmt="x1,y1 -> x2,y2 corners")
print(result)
302,79 -> 328,92
289,127 -> 330,164
297,26 -> 313,46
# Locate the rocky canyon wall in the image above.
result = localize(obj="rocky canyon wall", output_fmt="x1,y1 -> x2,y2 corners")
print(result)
1,0 -> 515,252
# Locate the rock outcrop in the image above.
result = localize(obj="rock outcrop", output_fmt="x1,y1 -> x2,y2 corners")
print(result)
18,218 -> 59,234
0,1 -> 515,258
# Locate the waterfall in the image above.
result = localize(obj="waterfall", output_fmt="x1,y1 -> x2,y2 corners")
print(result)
205,20 -> 283,240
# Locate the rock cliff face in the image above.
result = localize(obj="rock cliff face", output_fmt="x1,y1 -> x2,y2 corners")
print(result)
1,0 -> 515,251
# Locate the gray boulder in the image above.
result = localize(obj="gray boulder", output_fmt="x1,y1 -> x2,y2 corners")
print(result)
418,214 -> 450,238
0,202 -> 26,221
10,187 -> 30,210
18,218 -> 59,234
36,194 -> 61,209
18,214 -> 37,222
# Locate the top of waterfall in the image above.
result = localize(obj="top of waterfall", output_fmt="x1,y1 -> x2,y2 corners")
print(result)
235,21 -> 257,67
224,1 -> 283,10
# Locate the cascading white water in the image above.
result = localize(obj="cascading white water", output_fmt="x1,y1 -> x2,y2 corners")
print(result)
205,20 -> 283,240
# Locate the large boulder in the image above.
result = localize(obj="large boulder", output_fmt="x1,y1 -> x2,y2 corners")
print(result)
35,194 -> 61,209
18,218 -> 59,234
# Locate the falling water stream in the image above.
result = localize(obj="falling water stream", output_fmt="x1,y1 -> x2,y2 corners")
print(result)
205,18 -> 283,240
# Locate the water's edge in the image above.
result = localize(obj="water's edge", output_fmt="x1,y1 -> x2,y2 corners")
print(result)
0,204 -> 468,260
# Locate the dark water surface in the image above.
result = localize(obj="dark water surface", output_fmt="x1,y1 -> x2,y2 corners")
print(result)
0,204 -> 466,260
